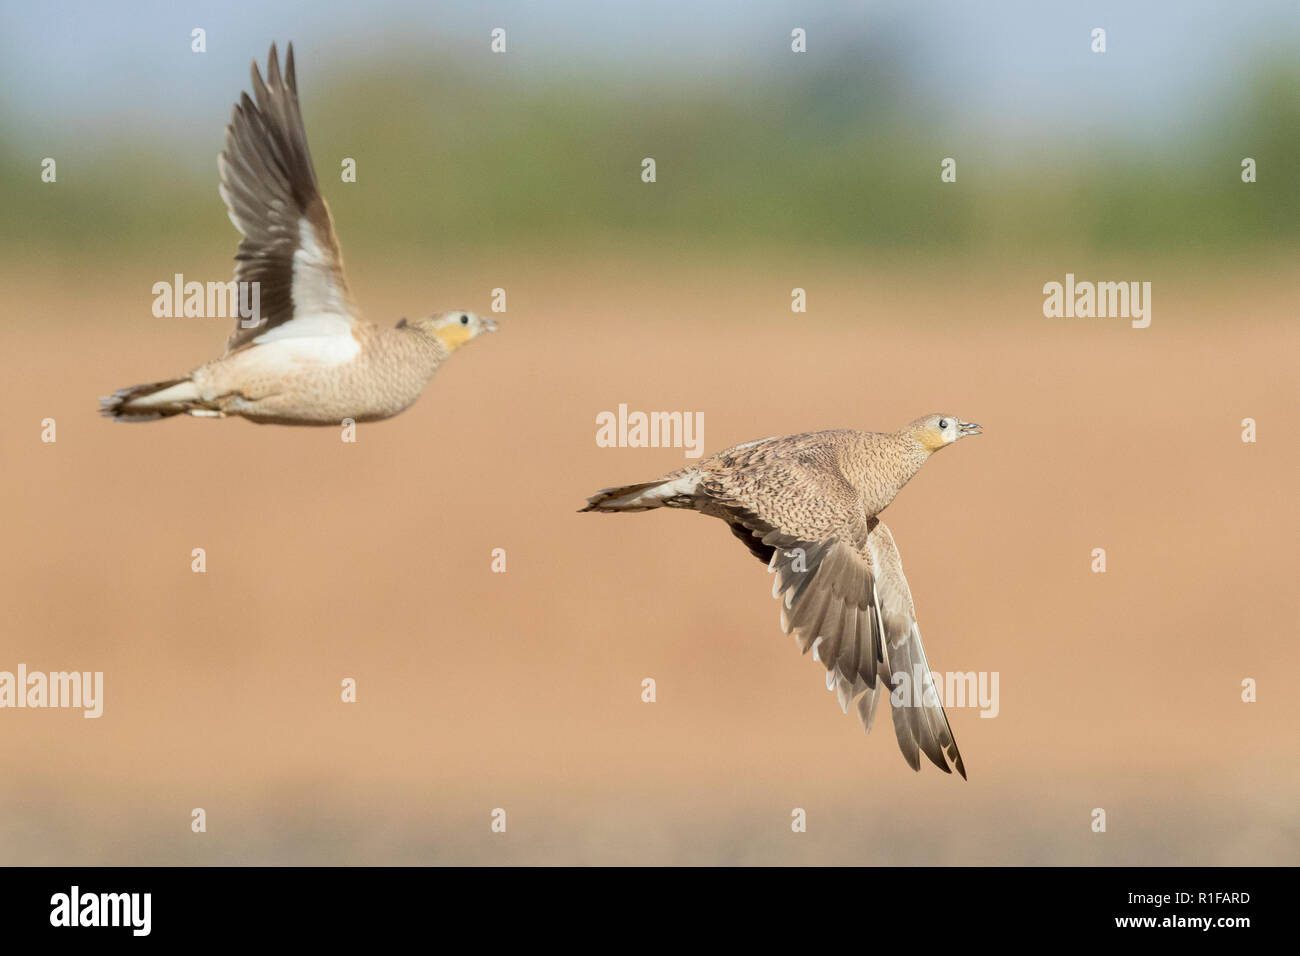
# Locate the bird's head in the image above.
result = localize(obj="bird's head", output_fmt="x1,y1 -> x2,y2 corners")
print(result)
904,413 -> 981,452
410,310 -> 498,350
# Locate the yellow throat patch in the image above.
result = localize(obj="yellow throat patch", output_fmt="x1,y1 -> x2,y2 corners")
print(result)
434,323 -> 473,351
917,426 -> 947,452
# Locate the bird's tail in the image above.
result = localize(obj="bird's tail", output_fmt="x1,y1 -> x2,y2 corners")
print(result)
579,473 -> 701,513
99,377 -> 208,422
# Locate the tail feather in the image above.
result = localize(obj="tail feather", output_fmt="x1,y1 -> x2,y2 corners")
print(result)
580,474 -> 700,512
99,377 -> 204,422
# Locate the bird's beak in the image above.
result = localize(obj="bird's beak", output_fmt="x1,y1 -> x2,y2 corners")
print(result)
483,317 -> 499,332
959,420 -> 981,437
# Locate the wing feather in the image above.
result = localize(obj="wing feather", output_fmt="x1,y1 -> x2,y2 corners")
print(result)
217,42 -> 356,353
869,522 -> 967,779
707,462 -> 966,777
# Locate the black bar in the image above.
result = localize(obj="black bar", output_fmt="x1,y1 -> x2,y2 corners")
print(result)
0,866 -> 1280,942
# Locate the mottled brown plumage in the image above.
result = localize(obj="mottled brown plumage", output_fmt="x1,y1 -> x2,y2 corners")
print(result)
582,413 -> 981,778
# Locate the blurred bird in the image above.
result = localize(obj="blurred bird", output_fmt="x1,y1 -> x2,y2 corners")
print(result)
101,42 -> 496,425
581,413 -> 981,777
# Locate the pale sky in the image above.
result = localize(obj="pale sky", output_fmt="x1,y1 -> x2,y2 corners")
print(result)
1,0 -> 1297,147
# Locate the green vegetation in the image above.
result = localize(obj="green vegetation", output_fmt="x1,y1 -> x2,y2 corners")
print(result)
4,52 -> 1298,263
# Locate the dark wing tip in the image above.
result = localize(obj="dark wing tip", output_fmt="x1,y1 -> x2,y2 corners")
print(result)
250,50 -> 265,92
266,42 -> 283,90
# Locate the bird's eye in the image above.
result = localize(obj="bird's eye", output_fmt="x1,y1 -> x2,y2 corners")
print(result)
939,419 -> 949,429
460,314 -> 470,325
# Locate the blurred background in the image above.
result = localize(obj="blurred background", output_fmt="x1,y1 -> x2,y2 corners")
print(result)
1,0 -> 1297,864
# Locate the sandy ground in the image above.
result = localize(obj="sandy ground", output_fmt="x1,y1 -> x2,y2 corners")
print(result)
1,252 -> 1297,864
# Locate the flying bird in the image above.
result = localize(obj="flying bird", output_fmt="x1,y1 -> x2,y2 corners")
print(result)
101,43 -> 496,425
581,414 -> 981,778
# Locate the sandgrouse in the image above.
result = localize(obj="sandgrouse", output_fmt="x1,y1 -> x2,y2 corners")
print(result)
101,43 -> 496,425
581,413 -> 981,777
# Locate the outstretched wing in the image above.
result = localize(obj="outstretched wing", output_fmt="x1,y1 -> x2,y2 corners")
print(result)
217,42 -> 357,354
765,524 -> 892,739
867,521 -> 966,778
704,462 -> 894,763
711,455 -> 966,777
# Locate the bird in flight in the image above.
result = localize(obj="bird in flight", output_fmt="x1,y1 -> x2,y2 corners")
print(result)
101,43 -> 496,425
582,414 -> 981,777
